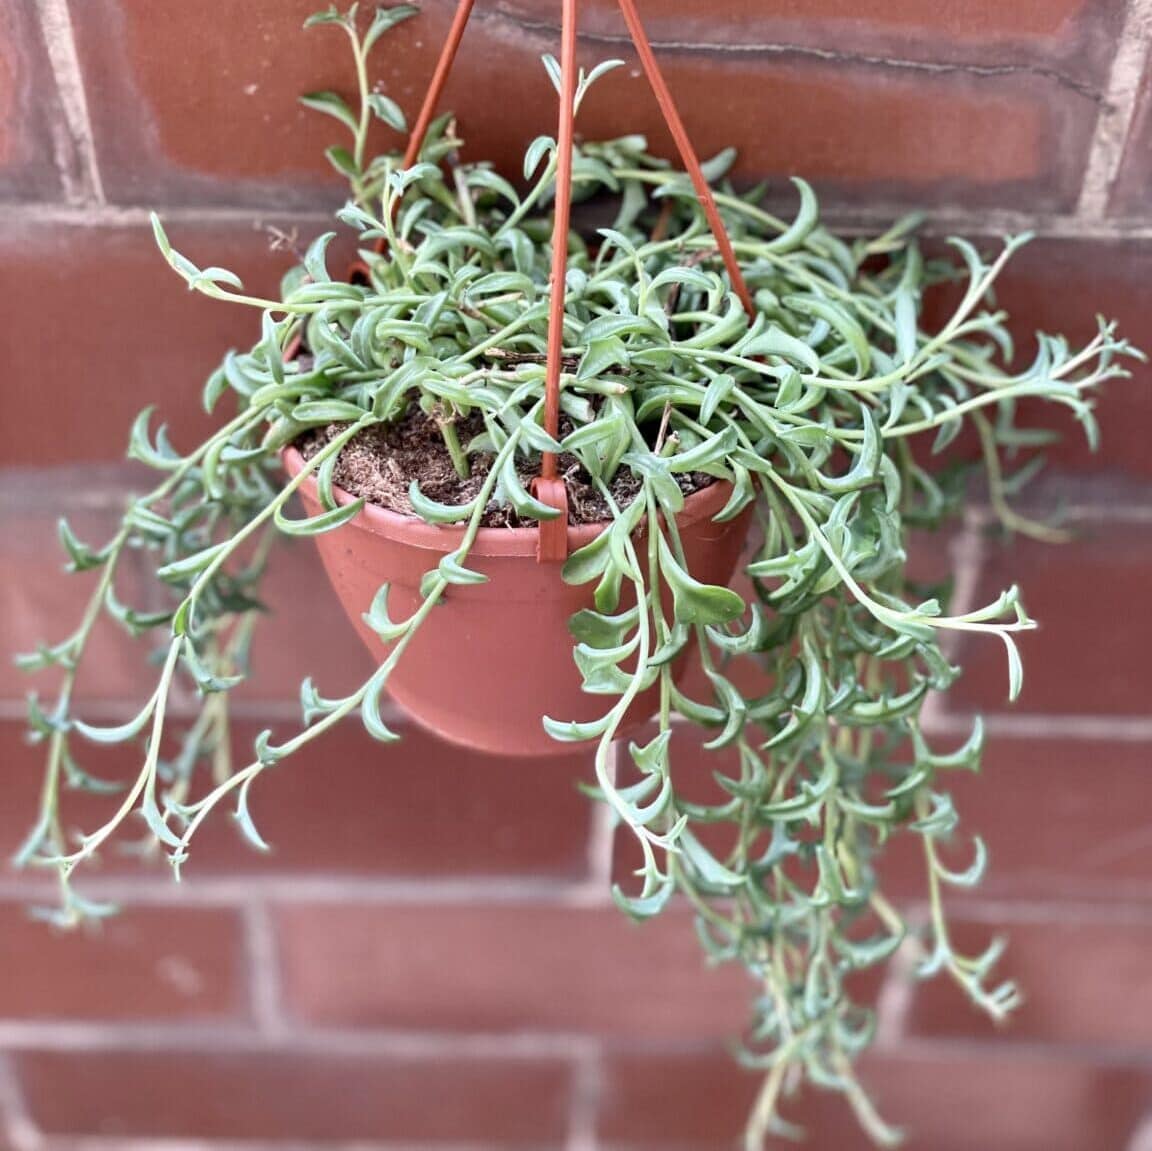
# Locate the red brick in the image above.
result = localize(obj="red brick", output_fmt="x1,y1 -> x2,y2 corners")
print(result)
70,0 -> 399,209
275,902 -> 751,1039
0,220 -> 299,465
0,468 -> 369,704
501,0 -> 1123,78
905,525 -> 966,588
235,530 -> 377,702
597,1046 -> 1152,1149
947,518 -> 1152,716
192,720 -> 597,878
0,468 -> 176,703
0,0 -> 66,199
599,1047 -> 759,1147
70,0 -> 1098,211
1109,57 -> 1152,218
0,718 -> 133,865
0,718 -> 595,881
882,736 -> 1152,902
16,1047 -> 570,1144
587,51 -> 1090,215
909,918 -> 1152,1047
0,902 -> 247,1022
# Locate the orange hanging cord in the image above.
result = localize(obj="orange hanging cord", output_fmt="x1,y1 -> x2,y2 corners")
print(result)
374,0 -> 755,560
401,0 -> 476,171
370,0 -> 476,260
529,0 -> 579,561
614,0 -> 754,319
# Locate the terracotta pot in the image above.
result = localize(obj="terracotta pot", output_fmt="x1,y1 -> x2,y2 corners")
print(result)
282,447 -> 752,756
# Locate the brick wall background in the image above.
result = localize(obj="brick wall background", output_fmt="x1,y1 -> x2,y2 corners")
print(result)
2,1 -> 1151,1148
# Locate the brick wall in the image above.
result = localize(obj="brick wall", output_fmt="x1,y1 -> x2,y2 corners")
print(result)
2,1 -> 1151,1149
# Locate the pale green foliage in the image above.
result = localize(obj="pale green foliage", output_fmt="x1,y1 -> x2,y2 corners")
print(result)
16,6 -> 1143,1146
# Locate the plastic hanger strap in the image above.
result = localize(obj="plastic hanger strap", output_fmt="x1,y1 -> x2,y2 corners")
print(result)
531,475 -> 570,562
615,0 -> 753,317
535,0 -> 579,562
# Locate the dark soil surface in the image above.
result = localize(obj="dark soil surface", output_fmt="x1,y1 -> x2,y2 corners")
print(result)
296,408 -> 713,528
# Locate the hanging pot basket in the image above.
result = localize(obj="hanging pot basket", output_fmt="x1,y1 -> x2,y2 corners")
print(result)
284,447 -> 750,755
287,0 -> 759,752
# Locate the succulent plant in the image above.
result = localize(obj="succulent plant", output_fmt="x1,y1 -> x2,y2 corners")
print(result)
18,5 -> 1142,1144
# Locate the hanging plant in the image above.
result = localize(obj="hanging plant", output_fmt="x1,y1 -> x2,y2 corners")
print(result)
17,3 -> 1142,1145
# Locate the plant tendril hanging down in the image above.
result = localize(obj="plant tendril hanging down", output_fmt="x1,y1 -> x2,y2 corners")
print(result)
16,6 -> 1143,1145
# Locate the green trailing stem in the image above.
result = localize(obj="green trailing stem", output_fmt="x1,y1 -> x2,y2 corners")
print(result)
437,415 -> 471,481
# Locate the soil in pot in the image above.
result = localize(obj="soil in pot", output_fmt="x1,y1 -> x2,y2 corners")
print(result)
296,407 -> 716,527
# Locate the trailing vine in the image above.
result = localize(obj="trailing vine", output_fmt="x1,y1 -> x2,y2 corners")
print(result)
17,5 -> 1142,1144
